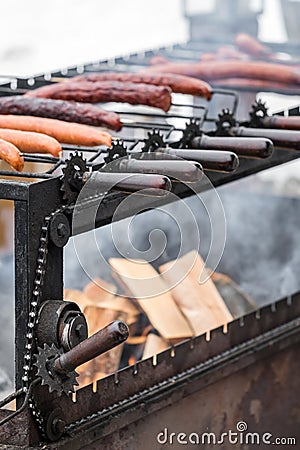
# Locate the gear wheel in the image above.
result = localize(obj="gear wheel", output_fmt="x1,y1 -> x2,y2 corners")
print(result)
141,130 -> 165,153
104,141 -> 127,164
34,343 -> 78,396
249,99 -> 269,127
215,109 -> 237,136
61,152 -> 87,204
178,119 -> 202,148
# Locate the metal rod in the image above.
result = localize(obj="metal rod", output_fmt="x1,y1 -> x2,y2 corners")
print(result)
53,321 -> 129,375
115,158 -> 203,182
262,115 -> 300,131
0,379 -> 40,428
83,170 -> 172,196
192,135 -> 274,159
157,147 -> 239,173
232,126 -> 300,150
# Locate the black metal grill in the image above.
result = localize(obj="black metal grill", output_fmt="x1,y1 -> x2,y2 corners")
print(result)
0,39 -> 300,449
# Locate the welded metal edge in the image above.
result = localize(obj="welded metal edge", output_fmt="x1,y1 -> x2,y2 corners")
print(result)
46,311 -> 300,449
31,293 -> 300,434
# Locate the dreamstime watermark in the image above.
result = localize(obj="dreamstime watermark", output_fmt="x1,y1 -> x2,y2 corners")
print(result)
71,153 -> 227,298
156,421 -> 297,446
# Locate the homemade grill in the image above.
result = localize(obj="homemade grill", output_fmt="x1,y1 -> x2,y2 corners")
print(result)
0,38 -> 300,449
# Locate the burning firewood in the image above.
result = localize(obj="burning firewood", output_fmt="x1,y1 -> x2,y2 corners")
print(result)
83,277 -> 140,325
109,257 -> 194,342
64,281 -> 138,388
211,271 -> 257,317
159,251 -> 233,335
142,330 -> 169,360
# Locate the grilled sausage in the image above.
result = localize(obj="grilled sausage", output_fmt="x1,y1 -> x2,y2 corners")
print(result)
0,128 -> 62,156
67,72 -> 212,99
0,138 -> 24,171
0,96 -> 122,131
211,78 -> 300,94
26,81 -> 173,112
144,61 -> 300,85
149,55 -> 170,66
234,33 -> 272,58
0,115 -> 112,147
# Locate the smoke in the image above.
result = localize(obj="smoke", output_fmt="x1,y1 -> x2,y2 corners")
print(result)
0,254 -> 15,396
215,185 -> 300,305
2,181 -> 300,389
65,181 -> 300,305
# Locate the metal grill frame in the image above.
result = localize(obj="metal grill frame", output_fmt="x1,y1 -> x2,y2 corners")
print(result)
0,41 -> 300,447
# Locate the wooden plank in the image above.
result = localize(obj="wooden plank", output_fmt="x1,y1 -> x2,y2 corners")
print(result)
83,277 -> 117,302
77,306 -> 127,387
109,258 -> 194,341
83,278 -> 140,324
159,251 -> 233,335
142,332 -> 170,360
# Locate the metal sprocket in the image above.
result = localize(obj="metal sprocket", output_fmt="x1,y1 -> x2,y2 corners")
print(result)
141,130 -> 165,153
215,108 -> 237,136
34,343 -> 78,396
104,141 -> 127,164
179,118 -> 202,148
61,152 -> 87,204
249,99 -> 269,127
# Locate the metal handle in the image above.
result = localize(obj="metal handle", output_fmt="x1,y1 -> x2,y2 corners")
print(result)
192,135 -> 273,159
263,115 -> 300,131
158,147 -> 239,173
117,158 -> 203,182
83,171 -> 172,196
233,126 -> 300,151
53,320 -> 129,375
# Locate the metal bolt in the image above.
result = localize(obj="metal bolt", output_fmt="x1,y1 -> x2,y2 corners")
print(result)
75,323 -> 86,339
57,223 -> 68,238
52,417 -> 66,435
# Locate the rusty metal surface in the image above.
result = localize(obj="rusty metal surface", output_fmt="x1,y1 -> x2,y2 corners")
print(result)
37,294 -> 299,425
0,409 -> 38,448
1,294 -> 299,448
85,342 -> 300,450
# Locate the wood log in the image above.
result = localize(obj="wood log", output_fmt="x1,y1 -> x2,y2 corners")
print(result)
159,251 -> 232,335
83,278 -> 140,325
142,331 -> 169,360
109,258 -> 194,341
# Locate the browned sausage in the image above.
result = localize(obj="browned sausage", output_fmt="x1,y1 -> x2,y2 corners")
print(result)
0,128 -> 62,156
149,55 -> 170,66
211,77 -> 300,94
0,138 -> 24,171
0,96 -> 122,131
215,46 -> 250,61
66,71 -> 212,99
144,60 -> 300,85
0,115 -> 112,147
26,81 -> 173,112
234,33 -> 272,58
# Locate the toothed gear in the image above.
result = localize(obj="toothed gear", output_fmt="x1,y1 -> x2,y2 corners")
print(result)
104,141 -> 127,164
215,109 -> 237,136
141,130 -> 165,153
61,152 -> 87,204
179,119 -> 202,148
249,100 -> 269,127
34,343 -> 78,396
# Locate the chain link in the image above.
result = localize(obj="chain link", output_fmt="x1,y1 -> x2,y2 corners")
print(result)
22,207 -> 66,435
22,218 -> 51,390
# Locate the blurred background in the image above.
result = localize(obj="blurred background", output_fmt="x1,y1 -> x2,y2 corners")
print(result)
0,0 -> 291,76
